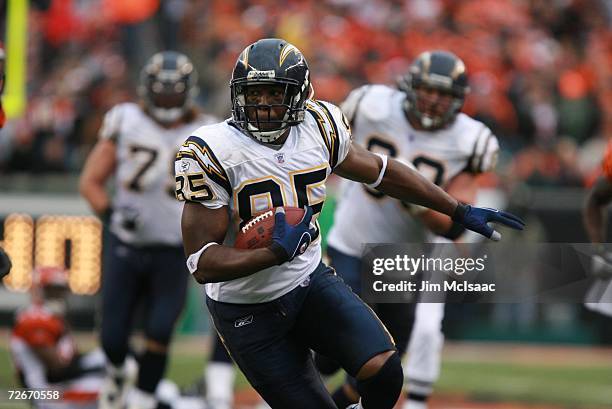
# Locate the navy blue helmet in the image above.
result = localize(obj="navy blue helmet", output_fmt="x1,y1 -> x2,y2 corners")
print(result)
139,51 -> 199,124
230,39 -> 313,143
398,50 -> 469,130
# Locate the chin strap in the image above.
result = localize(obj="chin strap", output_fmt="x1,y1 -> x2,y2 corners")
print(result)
247,123 -> 286,143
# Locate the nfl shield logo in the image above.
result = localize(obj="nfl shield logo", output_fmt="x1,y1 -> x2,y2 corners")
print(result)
274,153 -> 285,164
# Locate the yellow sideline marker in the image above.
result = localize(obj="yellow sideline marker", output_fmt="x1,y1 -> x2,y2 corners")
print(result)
3,0 -> 28,119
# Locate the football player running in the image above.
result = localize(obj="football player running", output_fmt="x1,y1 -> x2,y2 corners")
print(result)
177,39 -> 523,409
80,51 -> 218,409
323,50 -> 499,409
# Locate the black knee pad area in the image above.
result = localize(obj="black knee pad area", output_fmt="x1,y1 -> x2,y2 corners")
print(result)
356,352 -> 403,409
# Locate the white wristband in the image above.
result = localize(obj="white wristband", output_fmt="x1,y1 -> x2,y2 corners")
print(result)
186,242 -> 219,275
365,153 -> 388,189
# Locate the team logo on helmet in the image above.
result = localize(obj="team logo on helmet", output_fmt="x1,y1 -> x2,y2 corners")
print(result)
279,44 -> 302,67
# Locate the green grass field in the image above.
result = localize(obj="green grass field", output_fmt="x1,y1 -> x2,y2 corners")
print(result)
437,361 -> 612,407
1,339 -> 611,409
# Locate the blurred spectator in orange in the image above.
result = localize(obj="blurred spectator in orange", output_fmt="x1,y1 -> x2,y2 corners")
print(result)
0,0 -> 609,188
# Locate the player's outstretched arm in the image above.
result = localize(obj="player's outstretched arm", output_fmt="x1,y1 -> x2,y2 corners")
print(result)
415,172 -> 479,239
334,143 -> 524,240
181,202 -> 281,283
79,139 -> 116,218
335,143 -> 457,215
584,176 -> 612,244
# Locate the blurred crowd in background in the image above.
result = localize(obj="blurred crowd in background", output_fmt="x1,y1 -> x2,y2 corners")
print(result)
0,0 -> 610,188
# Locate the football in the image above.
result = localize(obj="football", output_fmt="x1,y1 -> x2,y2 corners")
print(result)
234,207 -> 306,250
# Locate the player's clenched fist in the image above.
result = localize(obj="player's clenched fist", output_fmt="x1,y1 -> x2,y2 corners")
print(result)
270,207 -> 318,263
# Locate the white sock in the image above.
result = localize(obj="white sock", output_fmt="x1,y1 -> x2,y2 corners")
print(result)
100,361 -> 130,409
403,399 -> 427,409
405,379 -> 432,409
156,379 -> 180,406
205,362 -> 235,409
105,361 -> 124,378
127,388 -> 157,409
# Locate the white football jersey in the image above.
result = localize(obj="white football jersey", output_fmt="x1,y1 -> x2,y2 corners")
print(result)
99,103 -> 218,246
175,100 -> 352,303
327,85 -> 499,256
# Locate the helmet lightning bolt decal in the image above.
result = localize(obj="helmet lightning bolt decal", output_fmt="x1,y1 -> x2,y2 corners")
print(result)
239,48 -> 249,68
279,44 -> 301,67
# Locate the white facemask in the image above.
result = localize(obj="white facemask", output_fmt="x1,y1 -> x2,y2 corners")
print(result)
246,109 -> 292,144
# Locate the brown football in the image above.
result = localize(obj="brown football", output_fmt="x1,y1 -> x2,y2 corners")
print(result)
234,207 -> 306,250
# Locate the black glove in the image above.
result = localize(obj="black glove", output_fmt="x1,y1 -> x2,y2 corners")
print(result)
0,247 -> 12,279
452,203 -> 525,241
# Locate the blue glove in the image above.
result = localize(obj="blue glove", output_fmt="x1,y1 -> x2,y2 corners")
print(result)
269,206 -> 317,263
452,203 -> 524,241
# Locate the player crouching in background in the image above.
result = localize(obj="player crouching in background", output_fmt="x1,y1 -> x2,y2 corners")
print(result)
9,267 -> 200,409
10,266 -> 106,409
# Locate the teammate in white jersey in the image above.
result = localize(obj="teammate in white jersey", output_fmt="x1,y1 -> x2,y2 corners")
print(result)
324,50 -> 499,409
176,38 -> 523,409
80,51 -> 217,409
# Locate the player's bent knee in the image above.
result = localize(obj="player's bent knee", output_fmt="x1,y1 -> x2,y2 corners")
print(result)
144,324 -> 174,347
145,338 -> 168,354
356,351 -> 403,409
356,349 -> 395,380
